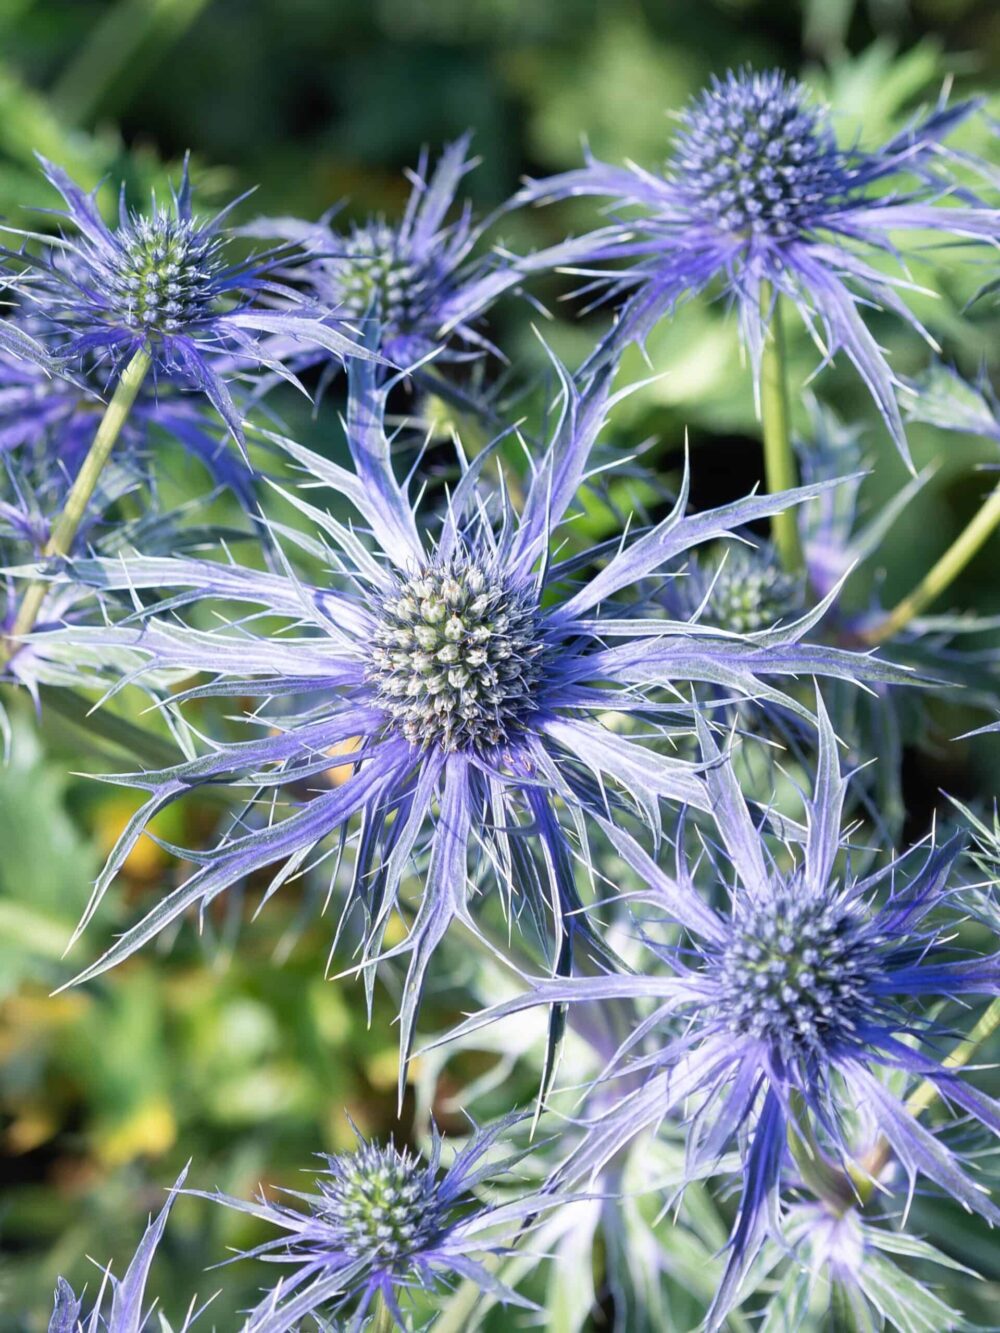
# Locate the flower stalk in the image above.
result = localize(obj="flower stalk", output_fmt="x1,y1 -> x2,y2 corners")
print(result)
760,288 -> 804,574
7,346 -> 151,651
862,482 -> 1000,644
371,1291 -> 395,1333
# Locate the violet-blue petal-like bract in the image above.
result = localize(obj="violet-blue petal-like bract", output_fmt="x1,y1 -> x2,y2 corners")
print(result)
194,1118 -> 547,1332
48,1166 -> 193,1332
30,356 -> 918,1079
8,157 -> 385,445
517,69 -> 1000,467
437,699 -> 1000,1329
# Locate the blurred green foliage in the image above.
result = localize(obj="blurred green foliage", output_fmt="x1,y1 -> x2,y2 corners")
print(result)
0,1 -> 999,1328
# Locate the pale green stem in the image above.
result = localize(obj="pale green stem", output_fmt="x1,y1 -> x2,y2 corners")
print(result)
856,996 -> 1000,1204
862,483 -> 1000,645
760,288 -> 804,574
371,1291 -> 396,1333
6,346 -> 151,653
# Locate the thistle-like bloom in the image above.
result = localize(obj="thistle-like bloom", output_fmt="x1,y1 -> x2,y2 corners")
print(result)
43,359 -> 914,1066
440,701 -> 1000,1328
259,135 -> 593,374
519,69 -> 1000,464
9,158 -> 383,443
195,1120 -> 545,1331
48,1167 -> 194,1332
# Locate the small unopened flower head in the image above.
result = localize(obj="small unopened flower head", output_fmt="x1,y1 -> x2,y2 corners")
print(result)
719,883 -> 879,1062
317,1140 -> 459,1263
672,70 -> 844,238
367,556 -> 547,753
697,544 -> 805,634
106,210 -> 223,336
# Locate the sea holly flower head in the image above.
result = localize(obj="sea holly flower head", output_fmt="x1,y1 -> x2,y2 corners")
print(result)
195,1119 -> 546,1332
38,356 -> 917,1079
671,70 -> 845,241
519,68 -> 1000,466
262,137 -> 503,370
8,157 -> 384,444
440,699 -> 1000,1329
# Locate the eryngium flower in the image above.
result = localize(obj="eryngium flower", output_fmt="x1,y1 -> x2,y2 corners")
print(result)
48,1167 -> 193,1332
518,68 -> 1000,465
440,701 -> 1000,1328
45,359 -> 914,1067
9,157 -> 382,443
259,135 -> 591,370
195,1120 -> 545,1331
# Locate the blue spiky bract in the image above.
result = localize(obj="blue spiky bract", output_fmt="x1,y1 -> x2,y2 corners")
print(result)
10,157 -> 384,444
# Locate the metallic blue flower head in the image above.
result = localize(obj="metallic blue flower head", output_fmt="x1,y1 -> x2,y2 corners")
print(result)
37,357 -> 917,1085
518,71 -> 1000,467
717,875 -> 879,1064
672,69 -> 844,239
441,699 -> 1000,1329
320,217 -> 458,354
678,541 -> 806,634
367,552 -> 549,752
269,135 -> 594,373
317,1139 -> 451,1263
9,157 -> 383,443
195,1118 -> 544,1332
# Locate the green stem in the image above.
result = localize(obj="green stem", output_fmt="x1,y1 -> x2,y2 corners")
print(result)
760,288 -> 804,574
371,1291 -> 395,1333
857,997 -> 1000,1204
6,347 -> 151,653
862,483 -> 1000,645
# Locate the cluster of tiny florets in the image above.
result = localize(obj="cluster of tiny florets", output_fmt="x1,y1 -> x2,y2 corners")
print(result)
106,213 -> 222,335
701,546 -> 805,634
671,69 -> 845,237
316,1142 -> 448,1262
718,890 -> 877,1061
324,222 -> 445,330
367,557 -> 547,753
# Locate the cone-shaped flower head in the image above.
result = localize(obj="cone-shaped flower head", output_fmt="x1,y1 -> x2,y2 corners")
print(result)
196,1119 -> 548,1332
439,700 -> 1000,1329
9,157 -> 383,443
38,357 -> 915,1082
263,138 -> 514,370
518,68 -> 1000,466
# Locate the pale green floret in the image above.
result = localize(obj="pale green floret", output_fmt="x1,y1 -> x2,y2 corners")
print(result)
368,557 -> 546,752
324,1150 -> 431,1260
703,545 -> 804,634
111,215 -> 221,335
